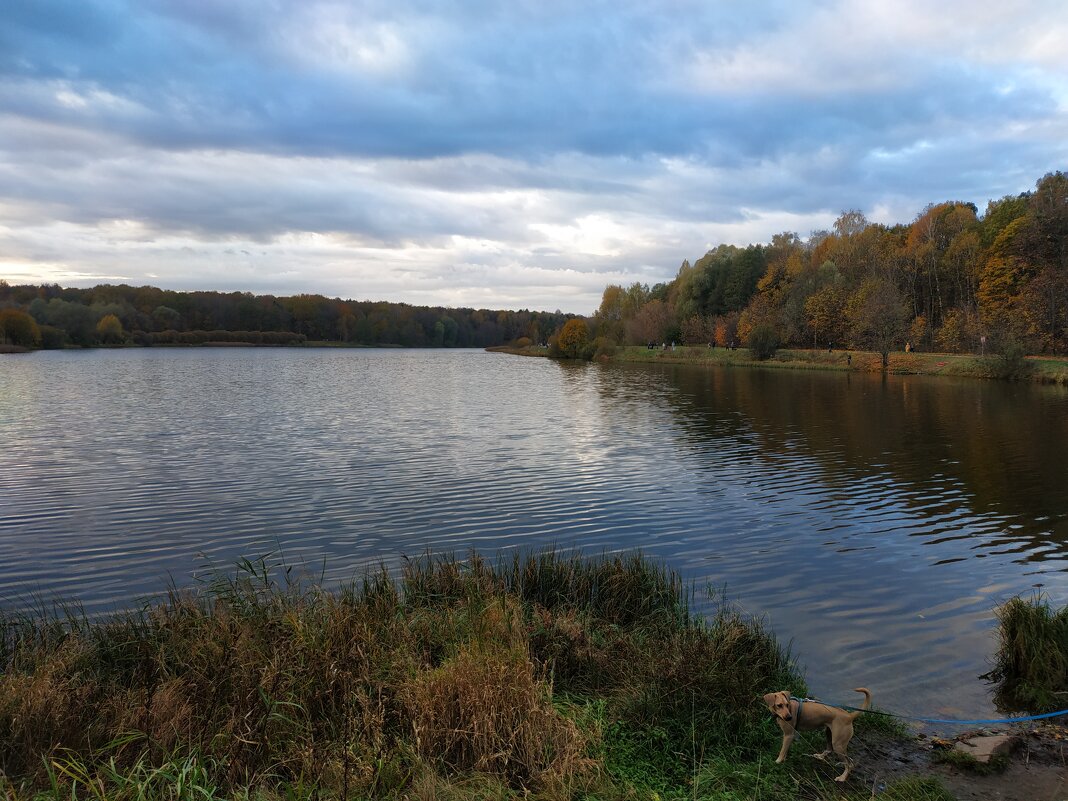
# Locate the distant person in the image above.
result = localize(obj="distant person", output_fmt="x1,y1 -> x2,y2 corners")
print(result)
847,354 -> 852,367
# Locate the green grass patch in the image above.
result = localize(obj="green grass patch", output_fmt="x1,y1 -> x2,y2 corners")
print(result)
598,344 -> 1068,385
931,747 -> 1010,775
983,594 -> 1068,714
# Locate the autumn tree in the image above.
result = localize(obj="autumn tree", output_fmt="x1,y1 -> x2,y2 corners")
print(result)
978,217 -> 1036,339
680,314 -> 714,344
713,311 -> 740,347
625,299 -> 673,345
554,318 -> 590,358
737,292 -> 779,345
826,211 -> 884,281
1019,267 -> 1068,353
753,233 -> 807,345
96,313 -> 125,344
904,202 -> 978,330
0,308 -> 41,347
845,277 -> 908,368
804,283 -> 848,348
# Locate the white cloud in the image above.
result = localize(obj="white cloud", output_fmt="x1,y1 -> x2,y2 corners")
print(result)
1,0 -> 1066,313
683,0 -> 1068,97
281,9 -> 417,76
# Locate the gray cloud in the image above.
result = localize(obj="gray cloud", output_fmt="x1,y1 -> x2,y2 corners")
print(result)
1,0 -> 1066,313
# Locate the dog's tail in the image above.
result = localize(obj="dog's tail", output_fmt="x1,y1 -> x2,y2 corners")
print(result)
847,687 -> 872,721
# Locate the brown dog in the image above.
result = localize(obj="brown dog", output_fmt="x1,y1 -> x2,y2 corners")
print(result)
762,688 -> 871,782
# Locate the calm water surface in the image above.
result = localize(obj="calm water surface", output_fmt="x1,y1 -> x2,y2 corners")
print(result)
2,348 -> 1067,725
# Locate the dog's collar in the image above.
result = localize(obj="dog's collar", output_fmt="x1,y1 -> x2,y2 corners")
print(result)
789,696 -> 805,727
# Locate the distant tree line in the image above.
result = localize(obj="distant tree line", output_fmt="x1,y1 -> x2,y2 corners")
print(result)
591,171 -> 1068,360
0,283 -> 571,350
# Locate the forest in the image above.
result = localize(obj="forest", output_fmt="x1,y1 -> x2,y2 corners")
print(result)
591,171 -> 1068,359
2,171 -> 1065,357
0,282 -> 570,350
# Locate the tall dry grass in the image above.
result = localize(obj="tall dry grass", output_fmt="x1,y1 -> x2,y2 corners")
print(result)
0,549 -> 798,799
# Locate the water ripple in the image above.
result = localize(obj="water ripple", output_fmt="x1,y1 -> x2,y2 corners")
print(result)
1,348 -> 1067,726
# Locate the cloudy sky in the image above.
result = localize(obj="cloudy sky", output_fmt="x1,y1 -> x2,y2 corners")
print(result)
1,1 -> 1066,313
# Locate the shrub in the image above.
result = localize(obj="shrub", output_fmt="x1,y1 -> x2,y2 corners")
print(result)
989,335 -> 1033,379
592,336 -> 616,358
747,323 -> 779,360
38,325 -> 67,349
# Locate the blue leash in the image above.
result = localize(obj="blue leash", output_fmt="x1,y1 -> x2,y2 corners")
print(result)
831,702 -> 1068,726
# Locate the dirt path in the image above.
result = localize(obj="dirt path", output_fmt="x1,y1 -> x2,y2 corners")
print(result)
847,723 -> 1068,800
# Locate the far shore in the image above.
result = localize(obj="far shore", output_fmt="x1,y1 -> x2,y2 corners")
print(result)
489,343 -> 1068,386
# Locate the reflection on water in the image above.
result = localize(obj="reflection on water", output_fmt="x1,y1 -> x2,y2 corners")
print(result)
1,348 -> 1066,726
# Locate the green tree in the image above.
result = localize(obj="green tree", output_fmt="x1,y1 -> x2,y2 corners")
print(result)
96,313 -> 124,344
29,297 -> 97,346
595,284 -> 626,342
1027,171 -> 1068,271
0,308 -> 42,347
152,305 -> 183,331
845,278 -> 908,368
747,323 -> 778,360
439,316 -> 458,347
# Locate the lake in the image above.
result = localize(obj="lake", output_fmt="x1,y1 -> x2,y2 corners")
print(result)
2,347 -> 1066,725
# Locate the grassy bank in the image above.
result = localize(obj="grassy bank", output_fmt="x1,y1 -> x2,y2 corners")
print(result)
0,550 -> 946,800
497,343 -> 1068,385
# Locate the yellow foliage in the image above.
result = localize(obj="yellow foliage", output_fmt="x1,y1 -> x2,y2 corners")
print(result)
95,313 -> 124,344
0,308 -> 41,347
556,318 -> 589,358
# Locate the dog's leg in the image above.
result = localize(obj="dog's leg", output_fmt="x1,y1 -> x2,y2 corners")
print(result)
830,724 -> 854,782
832,752 -> 853,782
811,727 -> 832,760
775,732 -> 795,763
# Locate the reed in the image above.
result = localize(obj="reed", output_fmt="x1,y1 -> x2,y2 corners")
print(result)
985,594 -> 1068,713
0,548 -> 935,800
